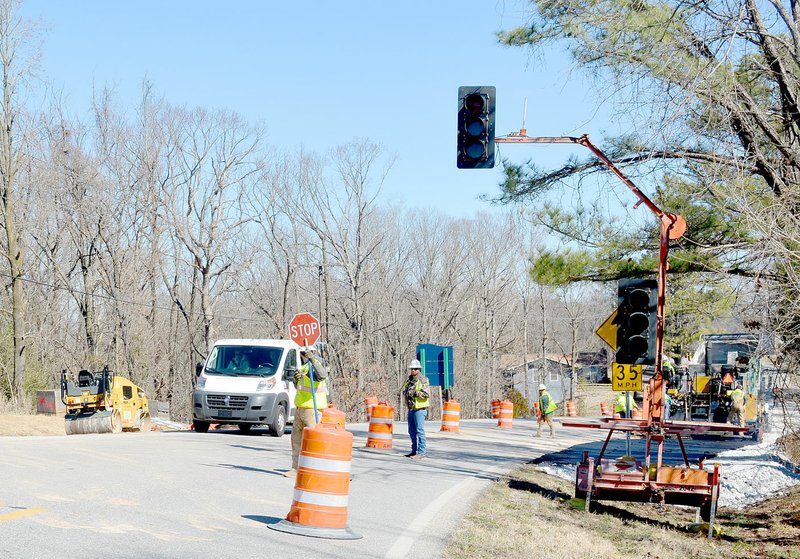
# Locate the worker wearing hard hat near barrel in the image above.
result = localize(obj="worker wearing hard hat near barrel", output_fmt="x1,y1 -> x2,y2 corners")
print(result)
536,384 -> 557,438
402,359 -> 430,459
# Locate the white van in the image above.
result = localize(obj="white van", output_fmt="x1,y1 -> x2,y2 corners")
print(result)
192,339 -> 299,435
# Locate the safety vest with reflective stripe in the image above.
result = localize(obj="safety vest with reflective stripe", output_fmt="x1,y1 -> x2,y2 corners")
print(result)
539,391 -> 557,415
295,362 -> 327,409
615,393 -> 636,413
403,377 -> 430,410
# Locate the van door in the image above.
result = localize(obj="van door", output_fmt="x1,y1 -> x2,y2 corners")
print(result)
284,348 -> 298,420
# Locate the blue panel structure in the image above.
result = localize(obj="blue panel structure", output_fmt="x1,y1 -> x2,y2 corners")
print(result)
416,344 -> 455,388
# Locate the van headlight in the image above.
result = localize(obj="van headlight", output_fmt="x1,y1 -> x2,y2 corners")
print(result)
197,375 -> 206,389
256,378 -> 276,392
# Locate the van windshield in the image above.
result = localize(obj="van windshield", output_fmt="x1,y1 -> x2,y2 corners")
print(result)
205,345 -> 284,377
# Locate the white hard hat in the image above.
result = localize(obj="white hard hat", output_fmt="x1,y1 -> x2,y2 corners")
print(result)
408,359 -> 421,370
538,383 -> 547,391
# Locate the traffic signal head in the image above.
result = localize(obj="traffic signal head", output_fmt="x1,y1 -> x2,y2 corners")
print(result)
457,86 -> 495,169
616,278 -> 657,365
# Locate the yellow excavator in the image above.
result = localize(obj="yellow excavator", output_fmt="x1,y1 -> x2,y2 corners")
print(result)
60,367 -> 152,435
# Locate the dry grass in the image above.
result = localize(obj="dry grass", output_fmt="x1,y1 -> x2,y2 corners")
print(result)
779,431 -> 800,465
0,414 -> 65,436
576,383 -> 613,416
443,463 -> 800,559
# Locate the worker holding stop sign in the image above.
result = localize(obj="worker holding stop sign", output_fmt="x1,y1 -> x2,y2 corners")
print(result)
284,313 -> 328,479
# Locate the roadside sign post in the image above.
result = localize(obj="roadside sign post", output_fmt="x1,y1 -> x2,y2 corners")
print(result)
289,312 -> 322,423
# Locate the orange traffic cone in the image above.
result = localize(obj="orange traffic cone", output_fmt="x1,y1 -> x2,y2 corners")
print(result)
269,423 -> 361,539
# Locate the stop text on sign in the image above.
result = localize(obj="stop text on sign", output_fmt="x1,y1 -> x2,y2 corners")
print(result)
290,322 -> 318,339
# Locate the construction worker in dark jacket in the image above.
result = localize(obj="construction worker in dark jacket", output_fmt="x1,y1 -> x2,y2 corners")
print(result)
402,359 -> 430,459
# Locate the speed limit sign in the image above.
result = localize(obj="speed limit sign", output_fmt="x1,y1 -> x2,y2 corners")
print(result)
611,362 -> 643,391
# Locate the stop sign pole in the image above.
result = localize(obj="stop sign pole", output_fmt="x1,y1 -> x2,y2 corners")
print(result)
289,312 -> 322,422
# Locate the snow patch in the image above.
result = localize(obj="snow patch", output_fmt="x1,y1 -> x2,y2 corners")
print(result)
715,431 -> 800,509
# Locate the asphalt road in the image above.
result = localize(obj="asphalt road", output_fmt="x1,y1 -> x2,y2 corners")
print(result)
0,417 -> 756,559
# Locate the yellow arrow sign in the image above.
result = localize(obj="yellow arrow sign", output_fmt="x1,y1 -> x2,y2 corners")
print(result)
595,309 -> 617,350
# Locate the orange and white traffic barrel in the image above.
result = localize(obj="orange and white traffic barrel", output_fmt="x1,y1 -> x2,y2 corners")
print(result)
533,401 -> 541,418
491,399 -> 501,419
440,400 -> 460,432
321,403 -> 346,429
366,401 -> 393,448
566,400 -> 577,417
600,402 -> 610,417
498,400 -> 513,429
269,423 -> 361,539
364,395 -> 378,422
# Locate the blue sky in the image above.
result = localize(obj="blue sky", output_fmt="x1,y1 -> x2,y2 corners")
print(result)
21,0 -> 619,217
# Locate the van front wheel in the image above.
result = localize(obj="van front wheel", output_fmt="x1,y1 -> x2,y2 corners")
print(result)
270,405 -> 286,437
194,421 -> 210,433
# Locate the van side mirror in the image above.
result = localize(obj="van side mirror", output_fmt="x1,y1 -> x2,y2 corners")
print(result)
195,362 -> 203,377
284,365 -> 297,381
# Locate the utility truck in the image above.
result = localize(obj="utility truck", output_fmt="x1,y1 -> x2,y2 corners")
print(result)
192,339 -> 300,435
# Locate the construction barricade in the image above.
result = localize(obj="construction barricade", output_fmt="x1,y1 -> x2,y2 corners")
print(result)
364,395 -> 378,421
491,399 -> 501,419
269,422 -> 361,539
366,401 -> 393,448
498,400 -> 513,429
566,400 -> 577,417
440,400 -> 460,432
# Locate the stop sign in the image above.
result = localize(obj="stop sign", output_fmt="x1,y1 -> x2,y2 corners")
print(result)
289,312 -> 321,347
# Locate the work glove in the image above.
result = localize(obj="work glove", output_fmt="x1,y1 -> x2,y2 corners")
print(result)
293,371 -> 303,385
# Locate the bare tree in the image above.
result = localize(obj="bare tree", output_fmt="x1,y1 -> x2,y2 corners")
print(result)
0,0 -> 39,403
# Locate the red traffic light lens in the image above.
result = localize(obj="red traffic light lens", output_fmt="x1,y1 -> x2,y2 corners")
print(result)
464,93 -> 485,116
628,288 -> 650,310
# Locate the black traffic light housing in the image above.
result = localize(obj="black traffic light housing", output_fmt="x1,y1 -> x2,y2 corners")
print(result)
616,278 -> 657,365
457,86 -> 495,169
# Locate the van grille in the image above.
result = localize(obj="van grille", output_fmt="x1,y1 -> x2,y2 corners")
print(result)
206,394 -> 249,410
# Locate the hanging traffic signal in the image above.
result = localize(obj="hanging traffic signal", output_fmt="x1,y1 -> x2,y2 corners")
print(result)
457,86 -> 495,169
616,278 -> 657,365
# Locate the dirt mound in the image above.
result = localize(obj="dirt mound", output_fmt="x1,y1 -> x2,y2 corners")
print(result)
0,414 -> 65,436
